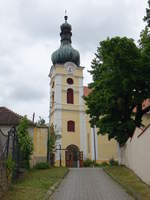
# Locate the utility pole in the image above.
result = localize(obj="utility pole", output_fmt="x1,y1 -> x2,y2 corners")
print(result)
93,125 -> 97,164
59,144 -> 62,167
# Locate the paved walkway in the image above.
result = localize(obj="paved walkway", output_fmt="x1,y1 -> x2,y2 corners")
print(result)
50,168 -> 132,200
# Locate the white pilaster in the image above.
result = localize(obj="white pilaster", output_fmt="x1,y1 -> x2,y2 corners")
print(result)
53,75 -> 62,160
79,77 -> 87,159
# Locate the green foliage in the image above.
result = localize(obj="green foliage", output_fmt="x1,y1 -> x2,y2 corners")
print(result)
17,116 -> 33,168
48,124 -> 61,153
83,159 -> 94,167
109,158 -> 119,166
100,161 -> 109,167
37,116 -> 46,126
5,155 -> 15,177
34,162 -> 50,169
85,36 -> 150,146
2,168 -> 68,200
144,0 -> 150,27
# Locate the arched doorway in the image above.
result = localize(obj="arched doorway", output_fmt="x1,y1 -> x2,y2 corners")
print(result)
65,145 -> 79,168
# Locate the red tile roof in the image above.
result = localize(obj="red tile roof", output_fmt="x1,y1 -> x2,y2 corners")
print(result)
83,86 -> 91,97
0,107 -> 35,126
133,99 -> 150,113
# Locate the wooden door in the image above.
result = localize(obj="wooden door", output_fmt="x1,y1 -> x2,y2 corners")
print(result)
79,151 -> 83,167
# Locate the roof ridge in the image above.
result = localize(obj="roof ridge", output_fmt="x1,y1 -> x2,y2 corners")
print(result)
0,107 -> 35,126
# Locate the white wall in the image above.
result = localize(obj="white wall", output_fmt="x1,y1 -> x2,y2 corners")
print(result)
120,126 -> 150,185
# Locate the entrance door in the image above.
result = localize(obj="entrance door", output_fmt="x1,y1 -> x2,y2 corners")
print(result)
65,145 -> 79,168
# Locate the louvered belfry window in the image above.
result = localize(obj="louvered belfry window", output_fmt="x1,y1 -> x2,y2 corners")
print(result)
67,121 -> 75,132
67,88 -> 74,104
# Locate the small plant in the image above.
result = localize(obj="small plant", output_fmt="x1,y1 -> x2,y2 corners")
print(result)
34,162 -> 50,169
94,162 -> 100,167
5,155 -> 15,183
17,116 -> 33,169
101,161 -> 109,167
109,158 -> 118,166
83,159 -> 94,167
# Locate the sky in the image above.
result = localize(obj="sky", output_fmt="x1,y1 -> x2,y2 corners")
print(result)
0,0 -> 147,123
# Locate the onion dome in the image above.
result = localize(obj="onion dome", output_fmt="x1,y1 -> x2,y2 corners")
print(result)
51,15 -> 80,66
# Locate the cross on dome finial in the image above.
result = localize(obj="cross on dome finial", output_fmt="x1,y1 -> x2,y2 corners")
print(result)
64,10 -> 68,22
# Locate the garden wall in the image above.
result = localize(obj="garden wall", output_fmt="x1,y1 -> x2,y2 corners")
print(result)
30,126 -> 48,167
119,126 -> 150,185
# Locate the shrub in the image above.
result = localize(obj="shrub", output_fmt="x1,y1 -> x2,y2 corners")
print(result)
17,116 -> 33,169
94,162 -> 101,167
5,155 -> 15,183
34,162 -> 50,169
83,159 -> 94,167
109,158 -> 118,166
100,161 -> 109,167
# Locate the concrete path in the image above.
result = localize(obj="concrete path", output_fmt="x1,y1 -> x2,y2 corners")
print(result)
50,168 -> 132,200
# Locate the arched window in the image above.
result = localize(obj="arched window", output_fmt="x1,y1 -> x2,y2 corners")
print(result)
52,81 -> 54,88
52,92 -> 54,107
67,78 -> 73,85
67,88 -> 74,104
67,121 -> 75,132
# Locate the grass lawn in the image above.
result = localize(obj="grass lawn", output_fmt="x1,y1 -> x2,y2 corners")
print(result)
104,166 -> 150,200
2,167 -> 68,200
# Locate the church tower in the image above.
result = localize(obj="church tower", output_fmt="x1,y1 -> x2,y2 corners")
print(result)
49,15 -> 87,167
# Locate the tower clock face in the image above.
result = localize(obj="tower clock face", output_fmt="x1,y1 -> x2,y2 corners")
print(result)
65,62 -> 76,74
67,66 -> 74,74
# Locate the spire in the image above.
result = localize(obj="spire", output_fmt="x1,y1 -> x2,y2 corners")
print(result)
51,14 -> 80,66
60,12 -> 72,45
64,10 -> 68,22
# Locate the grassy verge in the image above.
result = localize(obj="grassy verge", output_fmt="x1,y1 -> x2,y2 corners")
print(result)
104,166 -> 150,200
2,167 -> 68,200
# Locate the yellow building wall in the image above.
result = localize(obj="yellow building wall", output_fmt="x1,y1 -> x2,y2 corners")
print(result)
61,110 -> 81,146
97,135 -> 118,163
50,64 -> 118,166
85,111 -> 118,163
31,127 -> 48,167
61,65 -> 81,164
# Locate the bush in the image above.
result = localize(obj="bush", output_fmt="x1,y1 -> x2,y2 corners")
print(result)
94,162 -> 101,167
83,159 -> 94,167
34,162 -> 50,169
109,158 -> 118,166
100,161 -> 109,167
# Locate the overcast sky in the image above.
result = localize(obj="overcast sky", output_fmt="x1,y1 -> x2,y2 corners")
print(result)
0,0 -> 147,122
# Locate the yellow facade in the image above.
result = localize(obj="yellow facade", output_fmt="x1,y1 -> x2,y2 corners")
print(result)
49,62 -> 118,167
31,126 -> 48,167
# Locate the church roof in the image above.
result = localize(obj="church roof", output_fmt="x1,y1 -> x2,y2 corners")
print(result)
84,86 -> 91,97
51,15 -> 80,66
0,107 -> 35,126
133,99 -> 150,113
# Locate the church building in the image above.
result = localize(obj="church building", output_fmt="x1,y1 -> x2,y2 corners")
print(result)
49,15 -> 117,167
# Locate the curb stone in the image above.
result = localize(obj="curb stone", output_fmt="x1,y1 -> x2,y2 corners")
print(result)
43,169 -> 69,200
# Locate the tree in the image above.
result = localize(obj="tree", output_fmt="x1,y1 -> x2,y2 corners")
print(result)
84,37 -> 150,146
47,124 -> 61,164
144,0 -> 150,27
37,116 -> 46,126
17,116 -> 33,168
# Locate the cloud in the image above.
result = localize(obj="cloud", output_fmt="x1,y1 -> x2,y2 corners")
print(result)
10,84 -> 46,101
0,0 -> 147,121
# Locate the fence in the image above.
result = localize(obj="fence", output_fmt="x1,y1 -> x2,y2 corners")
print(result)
0,127 -> 21,198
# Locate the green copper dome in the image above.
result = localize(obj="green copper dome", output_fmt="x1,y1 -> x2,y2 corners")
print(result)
51,15 -> 80,66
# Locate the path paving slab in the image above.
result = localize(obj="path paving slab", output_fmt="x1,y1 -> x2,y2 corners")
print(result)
50,168 -> 132,200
